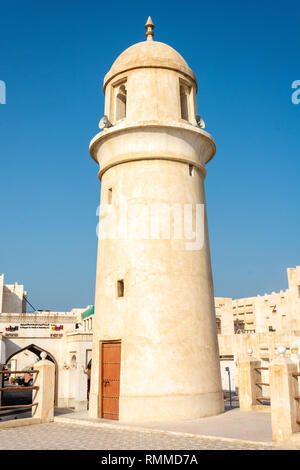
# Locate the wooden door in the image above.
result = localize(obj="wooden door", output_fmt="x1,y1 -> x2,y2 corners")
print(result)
101,341 -> 121,420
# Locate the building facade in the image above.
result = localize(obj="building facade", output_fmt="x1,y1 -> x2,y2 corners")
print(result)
0,274 -> 27,314
0,299 -> 93,411
215,266 -> 300,335
1,266 -> 300,412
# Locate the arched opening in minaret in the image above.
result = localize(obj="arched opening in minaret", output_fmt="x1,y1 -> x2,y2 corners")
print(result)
180,83 -> 191,121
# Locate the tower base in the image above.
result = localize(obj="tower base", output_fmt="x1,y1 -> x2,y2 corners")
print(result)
89,391 -> 224,422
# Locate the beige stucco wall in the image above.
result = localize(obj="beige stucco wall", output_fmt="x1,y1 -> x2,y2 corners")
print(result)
217,330 -> 300,393
218,331 -> 300,370
3,283 -> 26,313
0,274 -> 27,314
90,160 -> 223,421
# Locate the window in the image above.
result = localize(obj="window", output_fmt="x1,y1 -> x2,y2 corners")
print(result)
115,83 -> 127,121
180,83 -> 191,121
117,279 -> 124,298
282,315 -> 287,328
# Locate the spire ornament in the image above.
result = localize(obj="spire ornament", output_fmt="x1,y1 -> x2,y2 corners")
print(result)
145,16 -> 154,41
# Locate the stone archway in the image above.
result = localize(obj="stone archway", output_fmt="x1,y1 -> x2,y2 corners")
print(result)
5,344 -> 59,406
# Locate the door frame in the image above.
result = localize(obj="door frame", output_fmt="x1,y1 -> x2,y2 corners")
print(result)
99,339 -> 121,419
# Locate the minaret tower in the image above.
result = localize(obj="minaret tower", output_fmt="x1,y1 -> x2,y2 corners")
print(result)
89,18 -> 224,421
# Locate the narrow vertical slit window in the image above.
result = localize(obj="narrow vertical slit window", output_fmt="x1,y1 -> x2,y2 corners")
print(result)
216,317 -> 221,334
180,83 -> 190,121
108,188 -> 112,204
117,280 -> 124,298
189,164 -> 194,176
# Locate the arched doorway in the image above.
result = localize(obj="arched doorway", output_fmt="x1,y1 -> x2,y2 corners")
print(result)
5,344 -> 59,406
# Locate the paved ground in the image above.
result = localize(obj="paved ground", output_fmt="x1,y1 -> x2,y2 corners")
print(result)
0,397 -> 293,450
54,407 -> 273,443
121,409 -> 273,442
0,421 -> 276,450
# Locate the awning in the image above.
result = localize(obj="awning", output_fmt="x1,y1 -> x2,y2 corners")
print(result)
81,305 -> 94,320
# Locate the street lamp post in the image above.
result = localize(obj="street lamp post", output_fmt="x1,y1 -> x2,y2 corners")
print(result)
225,366 -> 232,409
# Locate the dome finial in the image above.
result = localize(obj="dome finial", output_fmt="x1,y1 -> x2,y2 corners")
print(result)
145,16 -> 154,41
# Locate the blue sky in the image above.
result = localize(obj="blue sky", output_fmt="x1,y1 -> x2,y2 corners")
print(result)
0,0 -> 299,311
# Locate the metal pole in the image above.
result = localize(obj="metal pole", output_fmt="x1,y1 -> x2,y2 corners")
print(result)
225,366 -> 232,409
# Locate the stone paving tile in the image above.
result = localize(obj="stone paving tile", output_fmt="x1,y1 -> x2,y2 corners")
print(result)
0,422 -> 281,450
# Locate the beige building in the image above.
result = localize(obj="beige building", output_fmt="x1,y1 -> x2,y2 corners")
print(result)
0,309 -> 93,410
0,274 -> 27,313
0,281 -> 94,411
215,266 -> 300,393
215,266 -> 300,335
88,18 -> 223,422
